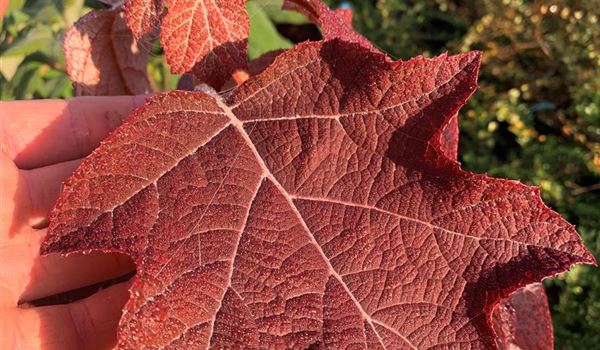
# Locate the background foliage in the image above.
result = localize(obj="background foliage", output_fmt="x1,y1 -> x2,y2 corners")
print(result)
1,0 -> 598,347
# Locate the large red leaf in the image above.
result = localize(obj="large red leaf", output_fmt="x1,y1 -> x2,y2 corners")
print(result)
63,9 -> 152,96
43,40 -> 594,348
492,283 -> 554,349
159,0 -> 248,88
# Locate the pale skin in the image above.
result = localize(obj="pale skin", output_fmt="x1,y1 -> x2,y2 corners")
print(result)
1,96 -> 147,349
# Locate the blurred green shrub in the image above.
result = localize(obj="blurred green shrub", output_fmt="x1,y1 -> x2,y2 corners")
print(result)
0,0 -> 83,99
2,0 -> 599,347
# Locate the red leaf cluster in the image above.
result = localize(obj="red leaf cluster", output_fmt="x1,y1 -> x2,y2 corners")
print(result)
64,0 -> 249,93
52,0 -> 595,348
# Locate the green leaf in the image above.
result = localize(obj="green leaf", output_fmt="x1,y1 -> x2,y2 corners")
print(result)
253,0 -> 309,24
0,55 -> 25,79
10,61 -> 41,99
1,27 -> 54,57
55,0 -> 85,26
26,0 -> 65,26
247,1 -> 293,60
7,0 -> 27,13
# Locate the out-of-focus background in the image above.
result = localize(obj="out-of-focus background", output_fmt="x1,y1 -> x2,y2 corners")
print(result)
1,0 -> 598,347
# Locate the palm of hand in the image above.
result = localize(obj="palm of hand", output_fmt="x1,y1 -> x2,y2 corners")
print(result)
1,96 -> 145,349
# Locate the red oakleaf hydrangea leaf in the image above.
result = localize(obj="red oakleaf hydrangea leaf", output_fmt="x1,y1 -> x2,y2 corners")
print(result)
160,0 -> 248,88
43,40 -> 594,348
64,9 -> 152,96
492,283 -> 554,349
124,0 -> 164,38
284,0 -> 379,54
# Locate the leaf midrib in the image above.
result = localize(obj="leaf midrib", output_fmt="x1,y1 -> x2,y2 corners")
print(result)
214,97 -> 417,350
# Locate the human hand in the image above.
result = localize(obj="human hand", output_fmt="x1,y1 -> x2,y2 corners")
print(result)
1,96 -> 147,349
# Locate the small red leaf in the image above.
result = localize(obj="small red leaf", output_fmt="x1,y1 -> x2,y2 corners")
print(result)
44,40 -> 594,348
492,283 -> 554,350
124,0 -> 164,38
64,9 -> 152,96
284,0 -> 379,54
160,0 -> 248,88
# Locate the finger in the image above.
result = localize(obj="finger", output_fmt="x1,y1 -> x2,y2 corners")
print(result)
2,230 -> 134,306
0,151 -> 22,236
3,157 -> 81,235
9,281 -> 131,350
1,233 -> 134,306
21,158 -> 82,226
1,95 -> 148,170
19,250 -> 135,304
